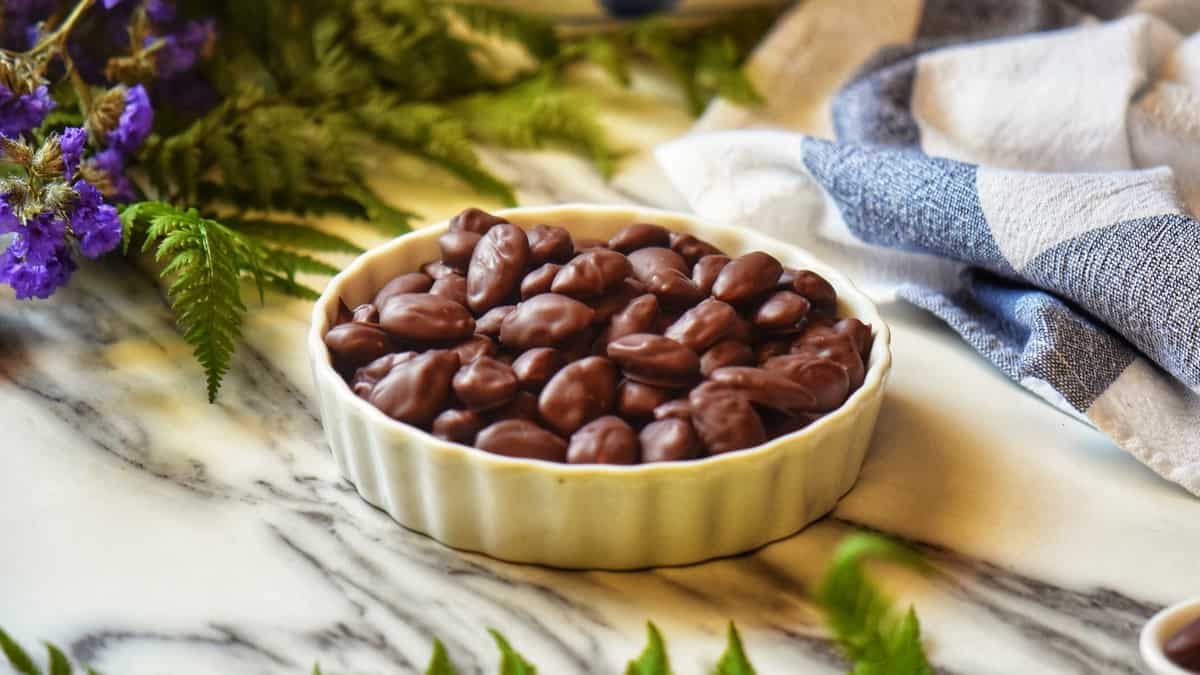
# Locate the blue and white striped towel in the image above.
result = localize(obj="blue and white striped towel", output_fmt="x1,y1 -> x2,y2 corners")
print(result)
656,0 -> 1200,495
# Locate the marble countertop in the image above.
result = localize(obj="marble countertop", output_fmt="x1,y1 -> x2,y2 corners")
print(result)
3,69 -> 1199,675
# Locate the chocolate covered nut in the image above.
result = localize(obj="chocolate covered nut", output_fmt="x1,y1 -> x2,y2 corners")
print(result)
712,251 -> 783,305
1166,616 -> 1200,671
490,390 -> 540,422
663,298 -> 737,352
538,356 -> 618,435
369,350 -> 460,426
640,418 -> 701,462
450,207 -> 506,235
791,270 -> 837,314
559,327 -> 597,362
475,419 -> 568,462
835,317 -> 873,358
709,366 -> 820,414
669,232 -> 724,266
763,354 -> 851,412
520,263 -> 561,300
645,269 -> 705,307
335,298 -> 354,325
573,237 -> 609,253
791,325 -> 865,388
526,224 -> 575,265
609,223 -> 671,252
607,333 -> 700,388
373,272 -> 433,307
500,293 -> 595,350
756,338 -> 792,364
753,290 -> 811,332
567,416 -> 639,464
602,294 -> 660,346
475,305 -> 515,337
453,356 -> 519,411
380,293 -> 474,343
512,347 -> 564,392
551,249 -> 631,298
688,382 -> 766,455
351,352 -> 417,398
351,303 -> 379,324
438,230 -> 482,271
325,322 -> 394,369
431,408 -> 486,445
628,247 -> 689,281
616,380 -> 674,421
467,223 -> 530,314
590,279 -> 644,325
700,339 -> 755,377
449,334 -> 497,364
653,398 -> 692,421
430,273 -> 468,306
421,260 -> 459,281
692,254 -> 730,295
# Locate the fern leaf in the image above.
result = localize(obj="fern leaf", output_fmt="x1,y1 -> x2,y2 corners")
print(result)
45,644 -> 71,675
224,219 -> 363,254
0,628 -> 39,675
446,3 -> 559,59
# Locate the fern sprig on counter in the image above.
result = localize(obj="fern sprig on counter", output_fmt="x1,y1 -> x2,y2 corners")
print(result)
0,534 -> 933,674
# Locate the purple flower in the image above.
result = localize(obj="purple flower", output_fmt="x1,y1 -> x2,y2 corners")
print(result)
8,209 -> 67,264
0,84 -> 54,137
0,198 -> 19,234
102,0 -> 127,8
59,127 -> 87,180
92,147 -> 137,202
108,84 -> 152,154
145,0 -> 177,25
0,243 -> 75,299
70,181 -> 122,258
151,18 -> 216,78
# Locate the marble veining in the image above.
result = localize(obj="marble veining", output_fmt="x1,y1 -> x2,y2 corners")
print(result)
3,76 -> 1200,675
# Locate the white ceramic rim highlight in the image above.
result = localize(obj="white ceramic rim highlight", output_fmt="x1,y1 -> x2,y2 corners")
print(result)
1142,597 -> 1200,675
308,204 -> 891,477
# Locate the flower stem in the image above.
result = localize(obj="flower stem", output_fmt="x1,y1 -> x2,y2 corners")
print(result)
28,0 -> 96,58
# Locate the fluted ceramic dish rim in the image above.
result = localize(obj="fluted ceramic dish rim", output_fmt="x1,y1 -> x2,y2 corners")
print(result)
1142,597 -> 1200,675
308,204 -> 891,479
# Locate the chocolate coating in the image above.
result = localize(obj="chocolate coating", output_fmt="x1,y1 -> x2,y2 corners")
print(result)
609,223 -> 671,252
421,260 -> 459,281
475,419 -> 568,462
590,279 -> 644,325
429,273 -> 468,307
467,223 -> 530,314
663,298 -> 737,352
380,293 -> 474,343
712,251 -> 783,305
607,333 -> 699,388
526,224 -> 575,265
431,408 -> 486,445
438,230 -> 482,271
551,249 -> 631,298
324,322 -> 394,370
500,293 -> 595,350
669,232 -> 724,266
639,418 -> 701,462
688,382 -> 766,455
567,416 -> 639,464
753,290 -> 811,332
475,305 -> 515,337
709,366 -> 820,414
520,263 -> 561,300
700,339 -> 755,377
511,347 -> 564,392
602,294 -> 660,346
615,380 -> 674,421
449,207 -> 507,235
763,354 -> 851,412
448,334 -> 496,364
653,398 -> 692,421
369,350 -> 460,426
373,272 -> 433,307
351,303 -> 378,324
791,269 -> 837,314
453,356 -> 519,411
351,352 -> 417,399
490,390 -> 540,422
628,247 -> 688,282
538,356 -> 618,435
692,254 -> 730,295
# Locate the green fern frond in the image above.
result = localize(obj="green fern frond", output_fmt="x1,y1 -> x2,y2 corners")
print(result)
445,2 -> 559,60
223,218 -> 364,254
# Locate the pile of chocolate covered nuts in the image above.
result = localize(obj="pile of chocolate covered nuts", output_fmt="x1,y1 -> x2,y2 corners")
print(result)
324,208 -> 873,465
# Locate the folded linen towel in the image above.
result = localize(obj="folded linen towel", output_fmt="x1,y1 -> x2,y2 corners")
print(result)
656,0 -> 1200,495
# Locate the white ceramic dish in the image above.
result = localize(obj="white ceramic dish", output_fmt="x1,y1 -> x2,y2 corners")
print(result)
1143,597 -> 1200,674
308,205 -> 892,569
